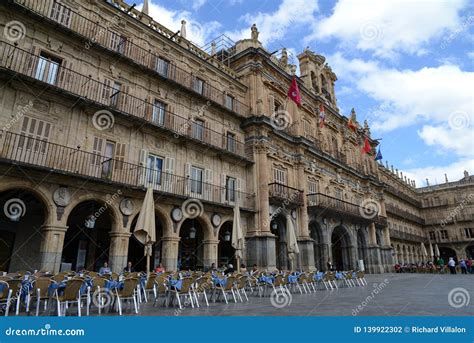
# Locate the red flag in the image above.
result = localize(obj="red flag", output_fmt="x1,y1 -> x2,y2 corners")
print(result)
348,118 -> 357,132
362,137 -> 371,154
319,103 -> 325,128
287,77 -> 301,106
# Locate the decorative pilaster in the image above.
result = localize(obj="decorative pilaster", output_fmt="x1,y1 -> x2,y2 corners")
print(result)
39,225 -> 68,273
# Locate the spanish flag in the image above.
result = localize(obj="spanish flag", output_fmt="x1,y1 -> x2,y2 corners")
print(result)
362,137 -> 371,154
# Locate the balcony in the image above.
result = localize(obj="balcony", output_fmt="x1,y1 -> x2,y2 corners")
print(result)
389,230 -> 426,243
385,203 -> 425,225
268,183 -> 304,207
0,41 -> 250,162
0,131 -> 255,210
307,192 -> 383,224
11,0 -> 249,117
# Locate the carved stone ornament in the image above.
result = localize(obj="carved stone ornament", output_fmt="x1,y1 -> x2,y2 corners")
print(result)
53,187 -> 71,207
119,198 -> 134,216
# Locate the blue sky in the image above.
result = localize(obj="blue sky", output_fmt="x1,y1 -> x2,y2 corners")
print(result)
138,0 -> 473,187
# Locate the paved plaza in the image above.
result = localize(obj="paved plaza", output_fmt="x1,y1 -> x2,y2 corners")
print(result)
92,274 -> 473,317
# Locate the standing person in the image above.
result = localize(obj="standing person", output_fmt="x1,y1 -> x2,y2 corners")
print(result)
447,257 -> 456,274
437,256 -> 445,273
459,258 -> 467,274
466,258 -> 472,273
327,260 -> 333,272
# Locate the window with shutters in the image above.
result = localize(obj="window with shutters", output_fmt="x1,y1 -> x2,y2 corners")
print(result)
193,77 -> 204,95
226,176 -> 236,202
192,119 -> 205,141
35,52 -> 62,85
273,167 -> 287,185
110,32 -> 127,54
429,231 -> 436,240
440,230 -> 449,239
464,228 -> 473,238
110,81 -> 121,107
102,140 -> 115,178
191,166 -> 203,194
155,57 -> 169,77
49,2 -> 71,27
307,180 -> 318,194
152,100 -> 166,126
226,132 -> 236,153
225,94 -> 234,110
114,143 -> 126,170
18,116 -> 52,153
303,119 -> 313,139
147,153 -> 163,185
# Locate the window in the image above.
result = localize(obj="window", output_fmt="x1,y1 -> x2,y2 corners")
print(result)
152,100 -> 166,126
50,2 -> 71,27
191,166 -> 203,194
440,230 -> 449,239
226,132 -> 236,153
308,180 -> 318,194
464,228 -> 473,238
110,81 -> 121,107
225,94 -> 234,110
111,33 -> 127,54
303,119 -> 313,139
192,119 -> 205,141
273,167 -> 287,185
193,77 -> 204,95
155,57 -> 169,77
226,176 -> 236,202
35,52 -> 61,85
147,154 -> 163,185
19,116 -> 51,153
102,140 -> 115,178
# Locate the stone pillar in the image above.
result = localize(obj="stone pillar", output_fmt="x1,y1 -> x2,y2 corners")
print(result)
202,239 -> 219,269
296,159 -> 309,238
246,235 -> 276,270
366,222 -> 383,273
39,225 -> 68,273
161,236 -> 179,271
320,243 -> 330,271
255,142 -> 271,234
297,239 -> 314,271
109,231 -> 130,273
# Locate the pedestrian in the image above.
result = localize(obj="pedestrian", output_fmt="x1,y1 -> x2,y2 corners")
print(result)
459,258 -> 467,274
447,257 -> 456,274
466,258 -> 472,273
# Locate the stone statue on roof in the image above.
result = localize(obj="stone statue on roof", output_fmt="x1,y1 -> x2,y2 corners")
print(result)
363,119 -> 370,136
280,48 -> 288,66
251,24 -> 259,41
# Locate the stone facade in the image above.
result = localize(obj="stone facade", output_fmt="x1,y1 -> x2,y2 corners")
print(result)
0,0 -> 472,274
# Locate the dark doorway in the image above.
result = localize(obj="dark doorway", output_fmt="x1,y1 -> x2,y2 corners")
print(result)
218,221 -> 235,267
178,219 -> 204,270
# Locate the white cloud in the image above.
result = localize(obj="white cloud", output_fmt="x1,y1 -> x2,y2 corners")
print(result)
140,1 -> 222,46
305,0 -> 467,58
404,159 -> 474,188
226,0 -> 319,46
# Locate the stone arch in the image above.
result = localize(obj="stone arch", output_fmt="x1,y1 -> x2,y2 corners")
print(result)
0,182 -> 53,225
356,227 -> 369,269
217,220 -> 235,267
309,219 -> 326,271
330,224 -> 355,271
0,186 -> 51,272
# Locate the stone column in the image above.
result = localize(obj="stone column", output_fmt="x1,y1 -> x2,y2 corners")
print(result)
39,225 -> 68,273
161,236 -> 179,271
255,142 -> 270,233
296,159 -> 309,238
202,239 -> 219,269
108,231 -> 130,273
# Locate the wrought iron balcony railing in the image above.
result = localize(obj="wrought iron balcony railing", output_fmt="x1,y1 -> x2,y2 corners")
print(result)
307,192 -> 382,223
385,203 -> 425,225
11,0 -> 249,116
268,183 -> 304,207
0,131 -> 255,209
389,230 -> 426,243
0,41 -> 250,161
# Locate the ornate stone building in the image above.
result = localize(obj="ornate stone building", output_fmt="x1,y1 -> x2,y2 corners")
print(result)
0,0 -> 472,274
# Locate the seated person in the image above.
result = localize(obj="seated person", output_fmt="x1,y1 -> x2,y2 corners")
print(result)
123,261 -> 135,273
224,263 -> 235,275
154,263 -> 165,273
99,262 -> 112,275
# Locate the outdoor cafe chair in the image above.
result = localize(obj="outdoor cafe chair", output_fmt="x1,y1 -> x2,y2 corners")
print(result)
322,272 -> 334,290
153,274 -> 169,307
355,271 -> 367,286
54,278 -> 84,316
214,276 -> 236,304
115,277 -> 139,315
234,275 -> 249,302
90,277 -> 109,314
141,273 -> 158,303
6,279 -> 22,315
30,277 -> 54,316
192,276 -> 212,307
168,277 -> 194,310
306,272 -> 317,292
0,280 -> 13,316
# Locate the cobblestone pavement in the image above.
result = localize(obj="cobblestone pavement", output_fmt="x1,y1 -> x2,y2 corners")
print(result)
90,273 -> 473,317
